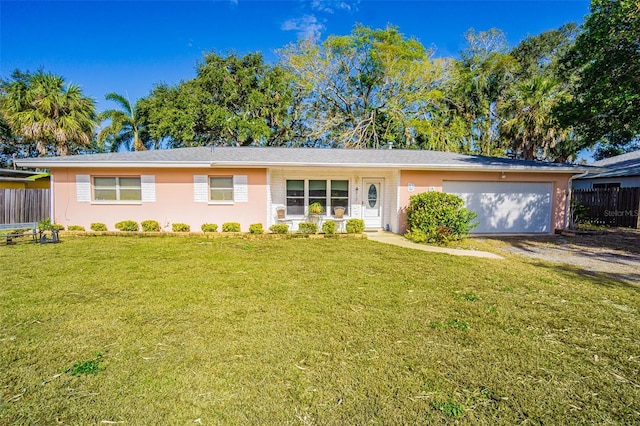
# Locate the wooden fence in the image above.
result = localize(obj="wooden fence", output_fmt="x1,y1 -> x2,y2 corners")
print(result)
572,187 -> 640,228
0,189 -> 50,224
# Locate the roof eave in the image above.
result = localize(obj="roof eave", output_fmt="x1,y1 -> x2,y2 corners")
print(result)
0,176 -> 36,182
14,159 -> 590,173
213,161 -> 590,173
14,160 -> 215,168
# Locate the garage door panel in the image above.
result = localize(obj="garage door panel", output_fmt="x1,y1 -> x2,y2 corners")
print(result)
443,181 -> 552,234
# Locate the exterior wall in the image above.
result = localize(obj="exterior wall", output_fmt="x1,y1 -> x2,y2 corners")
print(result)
268,168 -> 400,232
573,176 -> 640,189
50,167 -> 267,232
399,170 -> 572,234
49,165 -> 573,234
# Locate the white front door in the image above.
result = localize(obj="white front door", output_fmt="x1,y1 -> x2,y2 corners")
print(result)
363,179 -> 383,229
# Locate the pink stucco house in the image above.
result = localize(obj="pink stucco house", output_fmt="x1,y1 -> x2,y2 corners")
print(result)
16,147 -> 589,234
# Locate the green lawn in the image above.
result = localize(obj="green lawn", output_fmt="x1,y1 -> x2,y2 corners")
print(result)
1,236 -> 638,424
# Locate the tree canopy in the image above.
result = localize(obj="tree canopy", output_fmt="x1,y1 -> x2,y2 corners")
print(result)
559,0 -> 640,156
98,92 -> 147,152
137,52 -> 293,148
0,69 -> 96,156
279,25 -> 446,149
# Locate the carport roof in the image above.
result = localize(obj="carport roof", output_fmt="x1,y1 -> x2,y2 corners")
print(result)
15,146 -> 593,173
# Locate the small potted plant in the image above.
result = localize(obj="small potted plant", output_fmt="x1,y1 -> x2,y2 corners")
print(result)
308,202 -> 324,215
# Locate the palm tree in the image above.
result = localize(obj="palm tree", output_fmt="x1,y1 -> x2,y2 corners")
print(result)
0,70 -> 96,156
97,92 -> 146,151
499,75 -> 567,161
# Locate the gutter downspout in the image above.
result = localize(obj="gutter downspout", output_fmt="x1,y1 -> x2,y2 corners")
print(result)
564,171 -> 589,230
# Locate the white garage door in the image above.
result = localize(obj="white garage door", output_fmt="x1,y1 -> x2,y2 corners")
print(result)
443,181 -> 553,234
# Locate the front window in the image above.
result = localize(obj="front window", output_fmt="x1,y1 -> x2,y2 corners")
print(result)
210,177 -> 233,201
285,179 -> 349,216
331,180 -> 349,213
93,177 -> 141,201
308,180 -> 327,211
286,180 -> 305,215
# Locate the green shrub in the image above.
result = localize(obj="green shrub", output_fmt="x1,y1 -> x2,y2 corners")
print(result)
201,223 -> 218,233
269,223 -> 289,234
404,192 -> 477,244
346,218 -> 365,234
297,222 -> 317,234
37,218 -> 64,231
141,220 -> 160,232
249,223 -> 264,234
90,222 -> 107,231
570,198 -> 589,228
67,225 -> 85,231
38,218 -> 52,231
115,220 -> 139,232
322,220 -> 336,235
222,222 -> 241,232
172,223 -> 190,232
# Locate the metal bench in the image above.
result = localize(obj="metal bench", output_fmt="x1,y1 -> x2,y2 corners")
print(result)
0,222 -> 38,245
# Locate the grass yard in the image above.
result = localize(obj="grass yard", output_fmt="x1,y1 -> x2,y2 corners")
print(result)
1,236 -> 639,424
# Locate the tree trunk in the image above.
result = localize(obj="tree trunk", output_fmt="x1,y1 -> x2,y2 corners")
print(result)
133,132 -> 146,151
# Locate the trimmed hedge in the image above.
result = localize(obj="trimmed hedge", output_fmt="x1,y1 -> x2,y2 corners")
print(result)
172,223 -> 190,232
222,222 -> 241,232
67,225 -> 85,231
141,220 -> 161,232
269,224 -> 289,234
346,219 -> 365,234
115,220 -> 139,232
322,220 -> 336,235
249,223 -> 264,234
90,223 -> 107,231
201,223 -> 218,233
297,222 -> 317,234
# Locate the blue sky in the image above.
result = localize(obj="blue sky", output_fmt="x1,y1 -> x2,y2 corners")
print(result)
2,0 -> 590,113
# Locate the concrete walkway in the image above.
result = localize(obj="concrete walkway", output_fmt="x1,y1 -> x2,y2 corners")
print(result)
365,231 -> 504,259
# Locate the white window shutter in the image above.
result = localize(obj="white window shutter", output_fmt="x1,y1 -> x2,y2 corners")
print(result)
141,175 -> 156,202
76,175 -> 90,202
194,175 -> 208,203
233,175 -> 248,202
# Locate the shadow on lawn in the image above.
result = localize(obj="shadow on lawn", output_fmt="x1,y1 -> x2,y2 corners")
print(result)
530,260 -> 640,292
494,227 -> 640,255
483,228 -> 640,290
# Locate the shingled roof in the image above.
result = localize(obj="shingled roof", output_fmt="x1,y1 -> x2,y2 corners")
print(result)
577,150 -> 640,179
15,146 -> 590,173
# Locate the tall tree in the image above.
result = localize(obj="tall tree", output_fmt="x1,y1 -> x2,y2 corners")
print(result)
98,92 -> 146,151
138,52 -> 293,147
558,0 -> 640,153
0,70 -> 96,156
499,75 -> 568,160
510,23 -> 578,80
499,25 -> 582,162
279,24 -> 445,148
446,28 -> 518,155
